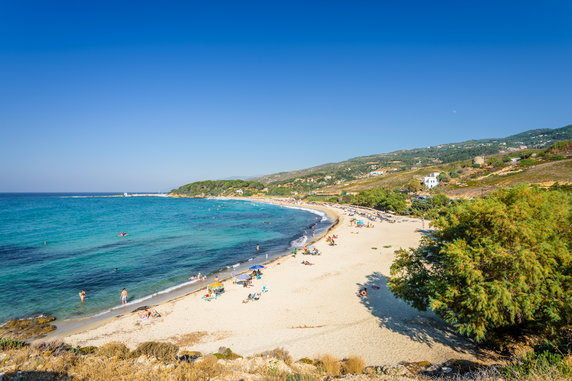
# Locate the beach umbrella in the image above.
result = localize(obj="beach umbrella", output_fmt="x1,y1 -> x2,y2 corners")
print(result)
236,273 -> 251,280
249,265 -> 265,270
208,282 -> 223,288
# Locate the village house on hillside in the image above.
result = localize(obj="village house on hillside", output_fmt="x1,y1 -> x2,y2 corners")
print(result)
423,172 -> 441,189
368,170 -> 385,177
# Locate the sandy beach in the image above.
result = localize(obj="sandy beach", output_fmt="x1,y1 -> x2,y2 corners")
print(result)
61,202 -> 478,366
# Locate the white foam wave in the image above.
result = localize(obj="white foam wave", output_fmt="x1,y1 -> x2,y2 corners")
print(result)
280,205 -> 329,222
290,234 -> 308,248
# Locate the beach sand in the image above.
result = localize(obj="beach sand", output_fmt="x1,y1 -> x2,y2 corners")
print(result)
61,203 -> 478,366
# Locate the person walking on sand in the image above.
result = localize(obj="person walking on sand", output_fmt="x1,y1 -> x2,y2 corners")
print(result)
120,288 -> 128,304
79,290 -> 86,303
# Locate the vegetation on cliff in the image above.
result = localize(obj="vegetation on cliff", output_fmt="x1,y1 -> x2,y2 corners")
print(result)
170,180 -> 265,197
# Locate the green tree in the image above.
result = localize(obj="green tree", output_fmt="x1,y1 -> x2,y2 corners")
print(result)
437,173 -> 450,183
352,188 -> 407,213
389,185 -> 572,342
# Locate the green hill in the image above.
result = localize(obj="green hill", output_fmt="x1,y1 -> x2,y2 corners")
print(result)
253,125 -> 572,188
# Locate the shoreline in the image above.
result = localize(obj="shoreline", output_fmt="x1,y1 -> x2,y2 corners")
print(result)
58,200 -> 480,366
45,198 -> 339,340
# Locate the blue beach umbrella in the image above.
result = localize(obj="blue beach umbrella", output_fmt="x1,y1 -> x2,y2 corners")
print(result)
249,265 -> 265,270
236,273 -> 252,280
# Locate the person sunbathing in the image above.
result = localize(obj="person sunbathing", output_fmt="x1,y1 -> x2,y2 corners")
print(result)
301,260 -> 313,265
150,309 -> 161,318
138,309 -> 151,319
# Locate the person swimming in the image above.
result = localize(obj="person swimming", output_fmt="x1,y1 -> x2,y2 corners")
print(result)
118,232 -> 127,237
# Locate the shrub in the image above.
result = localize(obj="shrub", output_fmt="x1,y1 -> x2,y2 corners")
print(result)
518,158 -> 536,166
297,357 -> 315,365
0,338 -> 27,350
502,350 -> 572,379
131,341 -> 179,362
317,354 -> 341,376
342,355 -> 365,374
31,340 -> 70,355
97,342 -> 130,359
212,347 -> 242,360
69,345 -> 97,355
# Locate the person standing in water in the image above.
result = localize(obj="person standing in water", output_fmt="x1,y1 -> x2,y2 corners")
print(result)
256,244 -> 260,252
120,288 -> 128,304
79,290 -> 86,303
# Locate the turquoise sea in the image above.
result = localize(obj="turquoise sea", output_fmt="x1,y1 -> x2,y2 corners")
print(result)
0,194 -> 330,323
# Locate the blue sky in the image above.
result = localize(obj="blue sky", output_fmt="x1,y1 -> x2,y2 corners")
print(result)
0,1 -> 570,192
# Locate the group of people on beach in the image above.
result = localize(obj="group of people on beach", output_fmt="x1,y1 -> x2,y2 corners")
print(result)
326,235 -> 337,246
189,272 -> 207,281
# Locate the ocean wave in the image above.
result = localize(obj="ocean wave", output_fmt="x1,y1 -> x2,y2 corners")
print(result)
275,204 -> 329,222
290,234 -> 309,248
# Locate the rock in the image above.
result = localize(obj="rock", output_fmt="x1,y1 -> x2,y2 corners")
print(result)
390,364 -> 412,377
400,360 -> 432,374
441,359 -> 488,374
178,350 -> 202,363
441,366 -> 452,373
0,316 -> 57,340
218,346 -> 230,354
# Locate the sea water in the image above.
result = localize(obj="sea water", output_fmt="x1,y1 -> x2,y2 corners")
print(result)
0,194 -> 330,323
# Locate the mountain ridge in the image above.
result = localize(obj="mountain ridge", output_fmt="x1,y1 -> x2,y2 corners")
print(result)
253,124 -> 572,185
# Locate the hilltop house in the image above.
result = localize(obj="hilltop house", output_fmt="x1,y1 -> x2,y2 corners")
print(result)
423,172 -> 441,189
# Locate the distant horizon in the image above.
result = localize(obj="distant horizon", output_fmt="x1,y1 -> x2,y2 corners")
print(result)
1,1 -> 570,192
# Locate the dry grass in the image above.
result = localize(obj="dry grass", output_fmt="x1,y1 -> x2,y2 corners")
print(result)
2,345 -> 572,381
316,354 -> 341,376
342,355 -> 365,374
131,341 -> 179,362
31,339 -> 69,355
257,347 -> 293,365
96,341 -> 130,359
173,355 -> 227,380
171,331 -> 209,347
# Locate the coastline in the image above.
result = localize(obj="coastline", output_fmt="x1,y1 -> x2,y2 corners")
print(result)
46,197 -> 338,340
57,199 -> 479,365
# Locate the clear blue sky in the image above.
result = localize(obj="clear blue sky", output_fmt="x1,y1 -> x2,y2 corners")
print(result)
1,1 -> 570,192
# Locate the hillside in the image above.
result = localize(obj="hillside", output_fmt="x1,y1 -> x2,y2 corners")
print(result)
253,125 -> 572,188
318,157 -> 572,198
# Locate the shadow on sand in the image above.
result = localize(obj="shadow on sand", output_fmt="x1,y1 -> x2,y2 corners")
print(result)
358,271 -> 476,354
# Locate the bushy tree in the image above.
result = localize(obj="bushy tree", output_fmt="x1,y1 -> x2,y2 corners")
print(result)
410,193 -> 453,219
389,185 -> 572,342
403,179 -> 423,193
352,188 -> 407,214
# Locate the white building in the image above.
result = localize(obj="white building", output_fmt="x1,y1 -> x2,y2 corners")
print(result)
368,170 -> 385,177
423,172 -> 440,189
